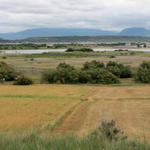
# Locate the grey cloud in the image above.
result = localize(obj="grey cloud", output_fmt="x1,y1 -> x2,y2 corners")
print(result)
0,0 -> 150,32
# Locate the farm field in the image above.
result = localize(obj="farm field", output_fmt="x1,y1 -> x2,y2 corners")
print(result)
0,84 -> 150,141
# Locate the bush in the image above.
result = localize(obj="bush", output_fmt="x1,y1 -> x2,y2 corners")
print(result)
106,61 -> 132,78
0,74 -> 4,83
42,69 -> 79,84
135,61 -> 150,83
65,48 -> 74,52
0,61 -> 18,81
97,120 -> 127,141
66,48 -> 94,52
42,70 -> 58,84
78,71 -> 92,83
14,76 -> 33,85
30,58 -> 34,61
109,55 -> 116,58
85,69 -> 120,84
82,60 -> 105,70
2,56 -> 7,59
78,48 -> 94,52
42,63 -> 120,84
57,62 -> 75,71
42,63 -> 79,84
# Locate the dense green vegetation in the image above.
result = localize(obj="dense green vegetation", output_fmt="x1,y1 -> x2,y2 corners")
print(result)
1,60 -> 150,85
106,61 -> 132,78
19,36 -> 150,43
135,61 -> 150,83
0,61 -> 18,82
82,60 -> 132,78
97,42 -> 126,46
66,47 -> 94,52
0,62 -> 33,84
42,62 -> 120,84
0,44 -> 47,50
13,76 -> 33,85
82,61 -> 105,70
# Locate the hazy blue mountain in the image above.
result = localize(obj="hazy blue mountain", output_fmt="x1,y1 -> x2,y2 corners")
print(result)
0,27 -> 150,40
0,28 -> 117,40
0,38 -> 9,43
120,27 -> 150,36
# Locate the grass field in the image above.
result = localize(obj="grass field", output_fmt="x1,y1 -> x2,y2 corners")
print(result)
1,51 -> 150,149
0,85 -> 92,134
0,51 -> 150,83
1,84 -> 150,141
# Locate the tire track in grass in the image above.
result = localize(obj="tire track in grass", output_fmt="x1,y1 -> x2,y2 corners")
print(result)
52,87 -> 98,135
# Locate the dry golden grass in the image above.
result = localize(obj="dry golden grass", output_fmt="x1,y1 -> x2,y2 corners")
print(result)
0,85 -> 92,133
79,85 -> 150,140
1,84 -> 150,141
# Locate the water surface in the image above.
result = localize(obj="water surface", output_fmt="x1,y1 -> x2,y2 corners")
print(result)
1,48 -> 150,54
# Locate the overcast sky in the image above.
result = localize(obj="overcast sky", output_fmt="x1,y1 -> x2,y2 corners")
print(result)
0,0 -> 150,33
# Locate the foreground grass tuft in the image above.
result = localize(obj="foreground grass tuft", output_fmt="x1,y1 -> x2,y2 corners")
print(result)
0,133 -> 149,150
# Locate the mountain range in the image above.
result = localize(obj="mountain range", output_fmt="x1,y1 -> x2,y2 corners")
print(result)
0,27 -> 150,40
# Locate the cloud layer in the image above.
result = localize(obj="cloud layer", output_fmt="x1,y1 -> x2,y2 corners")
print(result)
0,0 -> 150,33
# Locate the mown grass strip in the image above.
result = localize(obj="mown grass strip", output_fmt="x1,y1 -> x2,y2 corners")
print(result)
0,95 -> 79,100
46,102 -> 82,132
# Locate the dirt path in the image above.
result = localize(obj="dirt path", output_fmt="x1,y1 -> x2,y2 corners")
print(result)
52,87 -> 98,135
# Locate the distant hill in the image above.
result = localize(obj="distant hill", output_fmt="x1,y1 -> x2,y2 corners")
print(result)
19,36 -> 150,43
0,27 -> 150,40
0,38 -> 10,43
120,27 -> 150,36
0,28 -> 117,40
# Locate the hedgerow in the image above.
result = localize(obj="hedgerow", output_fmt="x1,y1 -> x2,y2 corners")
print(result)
42,62 -> 120,84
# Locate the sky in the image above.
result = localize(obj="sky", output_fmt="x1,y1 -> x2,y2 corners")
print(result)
0,0 -> 150,33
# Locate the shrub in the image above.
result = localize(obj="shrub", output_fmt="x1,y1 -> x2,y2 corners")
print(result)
14,76 -> 33,85
82,60 -> 105,70
42,63 -> 120,84
78,48 -> 94,52
65,48 -> 74,52
109,55 -> 116,58
78,71 -> 92,83
30,58 -> 34,61
2,56 -> 7,59
97,120 -> 127,141
66,48 -> 94,52
0,74 -> 4,83
57,63 -> 75,71
85,69 -> 120,84
106,61 -> 132,78
56,69 -> 79,84
135,61 -> 150,83
0,61 -> 18,81
42,70 -> 58,84
42,63 -> 79,84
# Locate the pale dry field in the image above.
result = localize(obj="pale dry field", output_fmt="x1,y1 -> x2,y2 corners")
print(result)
80,86 -> 150,140
0,84 -> 150,141
0,84 -> 92,133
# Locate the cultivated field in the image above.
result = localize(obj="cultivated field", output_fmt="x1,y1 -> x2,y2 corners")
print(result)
1,84 -> 150,141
